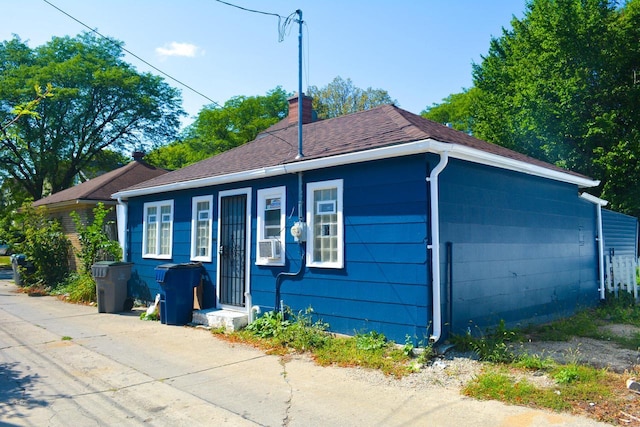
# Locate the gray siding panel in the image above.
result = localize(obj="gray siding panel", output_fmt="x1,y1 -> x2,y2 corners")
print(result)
602,208 -> 638,258
439,160 -> 599,335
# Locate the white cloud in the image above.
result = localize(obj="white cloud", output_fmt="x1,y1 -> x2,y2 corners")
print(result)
155,42 -> 203,58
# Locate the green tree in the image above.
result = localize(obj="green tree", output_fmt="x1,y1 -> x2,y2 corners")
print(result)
421,87 -> 479,134
0,84 -> 54,230
306,76 -> 397,119
0,33 -> 184,200
148,87 -> 289,169
469,0 -> 640,216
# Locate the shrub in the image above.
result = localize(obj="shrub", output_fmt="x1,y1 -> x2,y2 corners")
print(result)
245,307 -> 329,351
57,273 -> 96,303
355,331 -> 388,351
70,203 -> 122,274
452,320 -> 518,363
13,203 -> 71,289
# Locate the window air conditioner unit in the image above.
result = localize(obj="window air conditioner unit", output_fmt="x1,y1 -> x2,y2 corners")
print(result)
258,239 -> 281,259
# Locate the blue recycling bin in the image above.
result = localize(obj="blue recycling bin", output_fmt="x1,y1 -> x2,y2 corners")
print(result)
155,262 -> 203,325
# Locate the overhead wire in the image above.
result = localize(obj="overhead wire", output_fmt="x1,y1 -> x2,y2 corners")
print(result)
41,0 -> 223,109
42,0 -> 307,122
213,0 -> 300,42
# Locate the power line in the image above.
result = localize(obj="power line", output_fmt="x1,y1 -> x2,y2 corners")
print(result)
213,0 -> 301,42
42,0 -> 222,109
213,0 -> 282,18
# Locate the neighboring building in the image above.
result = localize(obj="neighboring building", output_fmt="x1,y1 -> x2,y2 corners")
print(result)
114,96 -> 606,343
602,208 -> 638,259
33,152 -> 167,270
601,207 -> 639,299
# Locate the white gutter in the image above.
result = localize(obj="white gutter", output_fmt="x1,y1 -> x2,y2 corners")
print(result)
113,138 -> 599,200
580,193 -> 608,300
427,152 -> 449,344
116,197 -> 128,262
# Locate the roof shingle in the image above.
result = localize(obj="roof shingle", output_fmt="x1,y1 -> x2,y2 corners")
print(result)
120,104 -> 590,193
33,160 -> 167,207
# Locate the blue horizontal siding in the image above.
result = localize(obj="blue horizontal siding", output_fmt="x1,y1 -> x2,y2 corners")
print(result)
125,155 -> 432,343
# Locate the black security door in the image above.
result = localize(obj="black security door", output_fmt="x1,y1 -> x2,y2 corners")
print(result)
218,193 -> 247,307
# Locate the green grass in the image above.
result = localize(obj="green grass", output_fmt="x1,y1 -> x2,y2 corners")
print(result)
313,335 -> 411,377
524,309 -> 601,341
456,296 -> 640,423
464,367 -> 570,411
463,363 -> 614,413
0,256 -> 10,267
219,307 -> 431,378
520,294 -> 640,350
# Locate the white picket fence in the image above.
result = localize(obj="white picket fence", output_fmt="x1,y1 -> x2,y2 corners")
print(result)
604,255 -> 639,300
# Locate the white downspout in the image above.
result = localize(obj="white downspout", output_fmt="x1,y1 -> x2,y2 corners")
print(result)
596,202 -> 606,300
427,151 -> 449,343
579,193 -> 608,300
116,197 -> 128,262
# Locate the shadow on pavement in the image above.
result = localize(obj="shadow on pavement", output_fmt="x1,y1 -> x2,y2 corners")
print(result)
0,361 -> 49,421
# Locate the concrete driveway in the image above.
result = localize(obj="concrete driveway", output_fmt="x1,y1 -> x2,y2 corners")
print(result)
0,278 -> 607,426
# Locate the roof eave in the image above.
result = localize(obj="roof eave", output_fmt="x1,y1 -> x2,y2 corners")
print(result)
34,198 -> 115,211
112,138 -> 599,200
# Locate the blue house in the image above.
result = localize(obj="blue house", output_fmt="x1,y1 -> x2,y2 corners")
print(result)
113,95 -> 606,344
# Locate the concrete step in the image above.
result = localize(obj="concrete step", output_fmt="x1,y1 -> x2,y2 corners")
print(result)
192,308 -> 248,331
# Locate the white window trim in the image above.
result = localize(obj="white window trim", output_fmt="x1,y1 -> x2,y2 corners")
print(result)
142,199 -> 174,259
190,195 -> 213,262
306,179 -> 344,269
256,186 -> 286,266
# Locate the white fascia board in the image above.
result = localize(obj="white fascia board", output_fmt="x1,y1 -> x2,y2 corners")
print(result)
113,138 -> 599,200
441,143 -> 600,188
580,192 -> 609,206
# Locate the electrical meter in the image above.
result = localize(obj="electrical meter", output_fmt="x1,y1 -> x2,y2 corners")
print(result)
290,221 -> 307,242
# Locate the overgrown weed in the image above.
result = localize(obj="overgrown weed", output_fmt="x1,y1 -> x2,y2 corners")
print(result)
53,273 -> 96,303
457,296 -> 640,423
223,307 -> 434,377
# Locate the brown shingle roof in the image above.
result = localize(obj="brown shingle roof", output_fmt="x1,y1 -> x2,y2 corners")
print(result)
33,160 -> 167,207
120,104 -> 591,193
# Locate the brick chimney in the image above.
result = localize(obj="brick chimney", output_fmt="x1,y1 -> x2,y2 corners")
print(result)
288,94 -> 314,125
132,151 -> 145,161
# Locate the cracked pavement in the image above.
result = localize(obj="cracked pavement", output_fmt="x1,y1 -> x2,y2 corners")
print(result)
0,278 -> 608,426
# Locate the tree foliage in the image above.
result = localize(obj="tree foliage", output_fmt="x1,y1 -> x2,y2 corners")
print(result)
427,0 -> 640,217
307,76 -> 397,119
147,87 -> 289,170
70,203 -> 122,275
421,88 -> 479,134
0,33 -> 184,200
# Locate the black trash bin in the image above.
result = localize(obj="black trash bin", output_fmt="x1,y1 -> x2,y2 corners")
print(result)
91,261 -> 133,313
10,254 -> 32,286
155,262 -> 203,325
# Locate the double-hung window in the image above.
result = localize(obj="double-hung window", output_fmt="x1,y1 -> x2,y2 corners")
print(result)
143,200 -> 174,259
306,179 -> 343,268
191,195 -> 213,262
256,187 -> 286,265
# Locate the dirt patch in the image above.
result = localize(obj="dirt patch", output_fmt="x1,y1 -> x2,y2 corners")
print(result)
519,324 -> 640,374
343,324 -> 640,425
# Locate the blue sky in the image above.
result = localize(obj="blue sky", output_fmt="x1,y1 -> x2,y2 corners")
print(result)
2,0 -> 527,125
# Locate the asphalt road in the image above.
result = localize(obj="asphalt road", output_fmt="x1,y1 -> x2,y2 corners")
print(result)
0,278 -> 608,427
